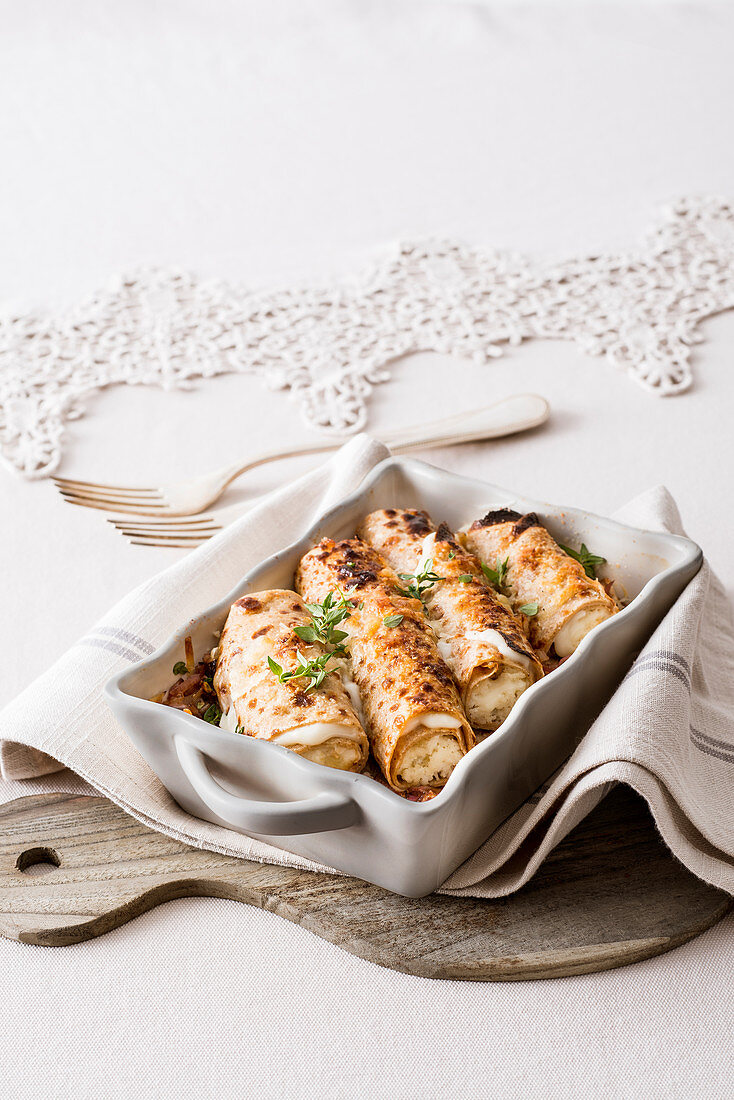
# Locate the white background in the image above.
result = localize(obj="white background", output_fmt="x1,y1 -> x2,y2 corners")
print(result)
1,3 -> 732,1098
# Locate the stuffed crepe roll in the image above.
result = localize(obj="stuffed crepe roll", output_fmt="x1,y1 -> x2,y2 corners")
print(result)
358,509 -> 543,733
295,538 -> 473,791
463,509 -> 617,658
213,589 -> 369,772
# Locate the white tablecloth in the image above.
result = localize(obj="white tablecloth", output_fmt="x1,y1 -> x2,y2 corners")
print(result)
2,3 -> 732,1097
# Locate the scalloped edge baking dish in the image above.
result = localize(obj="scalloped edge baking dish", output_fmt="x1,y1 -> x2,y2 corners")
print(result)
105,457 -> 702,897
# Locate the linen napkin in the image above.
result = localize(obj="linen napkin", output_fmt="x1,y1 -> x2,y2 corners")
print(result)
1,437 -> 732,898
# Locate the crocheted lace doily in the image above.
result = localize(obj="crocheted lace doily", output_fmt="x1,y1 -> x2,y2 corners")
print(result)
2,196 -> 733,479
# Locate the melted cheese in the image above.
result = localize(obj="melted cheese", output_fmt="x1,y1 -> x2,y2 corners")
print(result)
220,707 -> 362,747
464,629 -> 536,674
403,712 -> 463,732
272,723 -> 364,747
219,707 -> 239,733
468,668 -> 530,730
338,666 -> 365,725
554,607 -> 613,658
418,531 -> 437,565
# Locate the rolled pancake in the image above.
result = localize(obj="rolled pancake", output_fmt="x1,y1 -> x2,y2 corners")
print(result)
358,509 -> 543,733
213,589 -> 369,772
295,538 -> 473,791
463,509 -> 617,657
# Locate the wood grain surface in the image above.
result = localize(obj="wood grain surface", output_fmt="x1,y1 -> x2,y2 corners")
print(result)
0,788 -> 729,980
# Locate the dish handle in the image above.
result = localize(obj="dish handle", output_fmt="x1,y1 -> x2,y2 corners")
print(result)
175,738 -> 360,835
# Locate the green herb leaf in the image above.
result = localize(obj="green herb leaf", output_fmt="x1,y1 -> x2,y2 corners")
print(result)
172,661 -> 188,676
383,614 -> 404,628
457,574 -> 473,584
480,556 -> 509,591
396,557 -> 444,601
299,590 -> 353,653
448,550 -> 456,560
267,651 -> 337,694
235,723 -> 246,735
518,601 -> 539,617
559,542 -> 606,580
267,656 -> 284,678
202,703 -> 222,724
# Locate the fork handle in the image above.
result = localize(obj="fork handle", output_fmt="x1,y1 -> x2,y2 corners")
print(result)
218,394 -> 549,493
383,393 -> 548,452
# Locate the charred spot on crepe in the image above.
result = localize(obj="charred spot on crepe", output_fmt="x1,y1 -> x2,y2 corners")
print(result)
434,521 -> 464,551
337,566 -> 378,589
471,508 -> 523,529
251,626 -> 270,638
235,596 -> 262,612
511,513 -> 542,537
424,661 -> 455,687
402,509 -> 433,537
292,691 -> 314,708
326,540 -> 382,588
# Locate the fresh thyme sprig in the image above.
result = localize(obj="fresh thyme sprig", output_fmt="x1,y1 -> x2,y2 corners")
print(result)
397,557 -> 443,601
294,590 -> 353,655
383,614 -> 404,628
267,651 -> 335,694
559,542 -> 606,580
201,702 -> 222,724
267,591 -> 356,695
480,556 -> 509,592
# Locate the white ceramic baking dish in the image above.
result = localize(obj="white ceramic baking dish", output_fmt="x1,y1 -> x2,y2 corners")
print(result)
105,457 -> 702,897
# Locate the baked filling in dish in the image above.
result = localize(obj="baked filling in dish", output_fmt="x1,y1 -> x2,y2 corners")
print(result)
153,505 -> 619,799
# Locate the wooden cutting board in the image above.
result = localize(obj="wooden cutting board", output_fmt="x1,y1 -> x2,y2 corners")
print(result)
0,787 -> 729,980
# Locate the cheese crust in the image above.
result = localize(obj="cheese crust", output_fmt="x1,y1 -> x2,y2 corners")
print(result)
214,589 -> 369,772
295,537 -> 473,790
464,510 -> 617,657
358,509 -> 543,731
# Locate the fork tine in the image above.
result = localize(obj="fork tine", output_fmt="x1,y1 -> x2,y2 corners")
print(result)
53,477 -> 160,495
108,517 -> 217,531
128,532 -> 212,541
60,496 -> 168,515
129,536 -> 214,548
61,497 -> 167,514
117,525 -> 221,537
57,486 -> 163,505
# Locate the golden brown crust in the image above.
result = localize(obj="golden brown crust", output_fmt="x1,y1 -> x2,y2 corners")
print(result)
358,510 -> 543,717
295,538 -> 473,789
213,589 -> 368,771
463,515 -> 617,654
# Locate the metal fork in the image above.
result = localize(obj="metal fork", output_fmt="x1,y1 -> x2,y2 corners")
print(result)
107,502 -> 245,548
109,516 -> 224,549
55,394 -> 549,519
